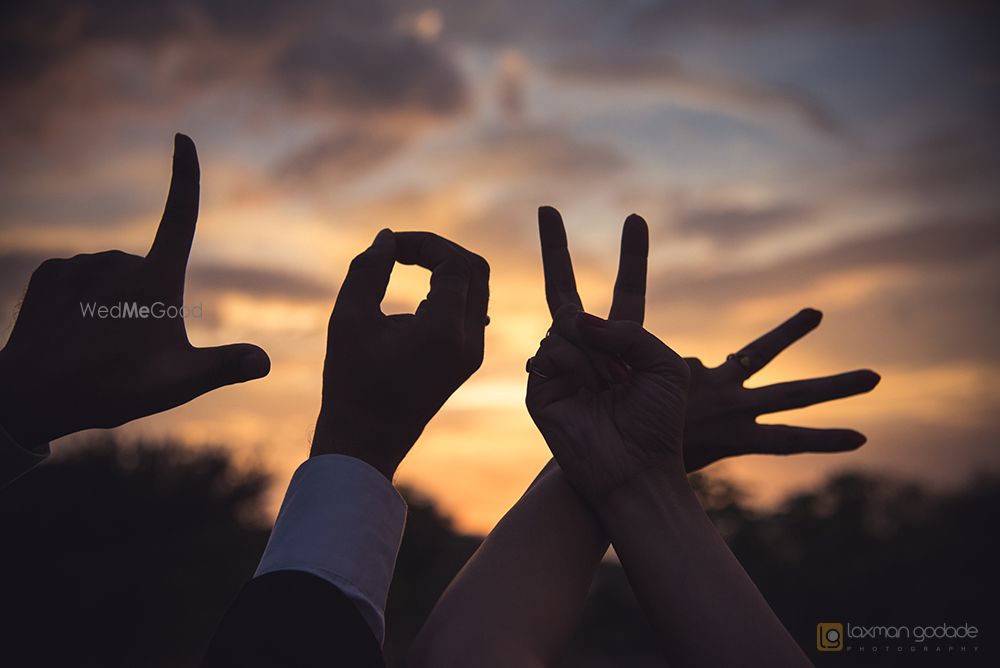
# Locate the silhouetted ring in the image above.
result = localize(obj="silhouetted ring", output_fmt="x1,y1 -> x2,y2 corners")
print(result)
525,357 -> 550,379
726,352 -> 755,375
484,315 -> 491,326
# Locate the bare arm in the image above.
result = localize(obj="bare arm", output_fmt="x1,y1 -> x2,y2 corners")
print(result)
409,461 -> 606,667
528,310 -> 813,666
596,464 -> 808,666
409,208 -> 876,666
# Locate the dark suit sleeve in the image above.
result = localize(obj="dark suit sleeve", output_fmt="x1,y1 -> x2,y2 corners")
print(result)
202,570 -> 385,667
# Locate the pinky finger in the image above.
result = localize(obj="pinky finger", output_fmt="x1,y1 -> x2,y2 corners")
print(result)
752,424 -> 867,455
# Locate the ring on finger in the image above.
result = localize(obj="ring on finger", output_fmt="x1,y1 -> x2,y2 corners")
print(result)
525,356 -> 551,379
727,351 -> 755,375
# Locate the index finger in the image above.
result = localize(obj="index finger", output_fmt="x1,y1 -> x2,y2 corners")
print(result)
333,228 -> 396,317
720,308 -> 823,381
539,206 -> 583,317
394,232 -> 473,330
146,133 -> 200,290
608,213 -> 648,324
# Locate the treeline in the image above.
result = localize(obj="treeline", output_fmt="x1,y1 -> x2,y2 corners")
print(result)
0,437 -> 993,666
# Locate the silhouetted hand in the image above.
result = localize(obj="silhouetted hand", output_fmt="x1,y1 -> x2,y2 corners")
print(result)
311,231 -> 489,480
526,307 -> 689,498
537,205 -> 879,473
0,135 -> 270,449
683,309 -> 879,471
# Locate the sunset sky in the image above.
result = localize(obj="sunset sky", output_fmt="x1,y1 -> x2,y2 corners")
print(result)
1,1 -> 998,533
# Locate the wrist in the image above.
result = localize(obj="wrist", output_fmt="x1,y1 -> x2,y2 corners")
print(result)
311,416 -> 409,482
594,462 -> 696,517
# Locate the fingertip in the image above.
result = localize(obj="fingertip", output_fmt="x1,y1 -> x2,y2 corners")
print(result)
826,429 -> 868,452
172,133 -> 200,177
173,132 -> 196,154
860,369 -> 881,389
373,227 -> 394,247
538,206 -> 570,251
539,205 -> 561,219
240,348 -> 271,380
621,213 -> 649,252
800,307 -> 823,324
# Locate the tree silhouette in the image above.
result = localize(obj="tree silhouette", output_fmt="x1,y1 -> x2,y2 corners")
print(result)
0,437 -> 271,667
1,437 -> 994,667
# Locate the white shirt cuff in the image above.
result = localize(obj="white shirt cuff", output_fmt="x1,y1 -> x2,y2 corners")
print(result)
254,454 -> 407,644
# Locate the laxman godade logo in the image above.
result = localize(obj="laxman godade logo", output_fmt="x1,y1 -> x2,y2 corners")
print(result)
816,621 -> 981,656
817,622 -> 844,651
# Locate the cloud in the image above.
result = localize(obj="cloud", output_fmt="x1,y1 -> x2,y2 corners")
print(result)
272,125 -> 408,185
0,0 -> 468,142
495,50 -> 528,123
440,126 -> 631,183
187,263 -> 335,302
650,215 -> 1000,306
0,181 -> 154,228
673,201 -> 816,243
860,127 -> 1000,207
274,15 -> 466,117
0,251 -> 334,314
623,0 -> 997,35
550,54 -> 845,137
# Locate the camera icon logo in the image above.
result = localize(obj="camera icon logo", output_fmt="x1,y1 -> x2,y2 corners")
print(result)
817,622 -> 844,651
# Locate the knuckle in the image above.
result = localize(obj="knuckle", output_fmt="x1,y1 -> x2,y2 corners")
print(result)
30,258 -> 66,283
97,249 -> 133,261
424,319 -> 461,346
348,253 -> 373,274
669,355 -> 692,386
469,253 -> 490,277
685,357 -> 706,372
467,348 -> 485,373
453,254 -> 473,276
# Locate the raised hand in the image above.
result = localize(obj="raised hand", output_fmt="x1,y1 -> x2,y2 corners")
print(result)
526,307 -> 690,498
526,306 -> 814,668
311,231 -> 489,479
683,309 -> 879,471
537,205 -> 879,473
0,135 -> 270,449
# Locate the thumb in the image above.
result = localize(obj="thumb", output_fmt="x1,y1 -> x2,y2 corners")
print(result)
570,312 -> 679,372
335,228 -> 396,316
183,343 -> 271,394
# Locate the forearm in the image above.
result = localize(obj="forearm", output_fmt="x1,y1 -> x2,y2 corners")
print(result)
596,466 -> 811,668
409,460 -> 609,667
